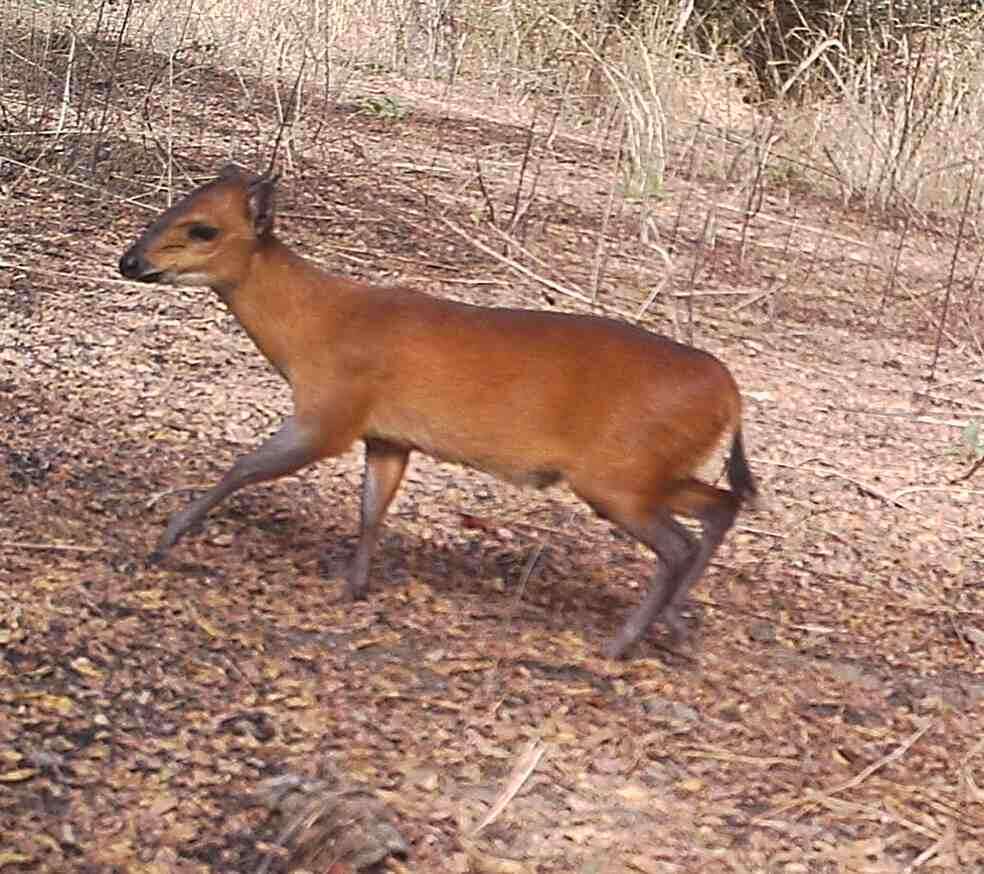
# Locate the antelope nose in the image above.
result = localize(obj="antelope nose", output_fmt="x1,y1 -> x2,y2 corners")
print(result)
119,251 -> 142,278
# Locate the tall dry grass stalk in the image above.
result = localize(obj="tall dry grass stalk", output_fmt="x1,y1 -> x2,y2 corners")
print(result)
773,11 -> 984,213
3,0 -> 984,218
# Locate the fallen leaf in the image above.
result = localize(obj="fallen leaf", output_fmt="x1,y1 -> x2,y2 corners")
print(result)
193,613 -> 225,638
37,694 -> 75,715
70,656 -> 105,681
0,768 -> 38,782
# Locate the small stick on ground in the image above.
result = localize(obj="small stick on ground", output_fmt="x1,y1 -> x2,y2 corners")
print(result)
754,458 -> 915,511
469,740 -> 547,836
951,454 -> 984,484
145,485 -> 206,510
758,720 -> 933,821
0,541 -> 104,554
485,222 -> 586,300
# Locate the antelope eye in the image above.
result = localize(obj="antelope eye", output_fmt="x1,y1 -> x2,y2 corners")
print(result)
188,223 -> 219,241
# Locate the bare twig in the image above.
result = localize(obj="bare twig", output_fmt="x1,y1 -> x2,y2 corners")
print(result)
892,484 -> 984,500
469,740 -> 547,836
0,260 -> 170,288
759,721 -> 933,821
634,243 -> 672,321
474,158 -> 497,226
515,543 -> 546,601
730,287 -> 776,315
55,29 -> 76,136
737,121 -> 778,267
753,458 -> 916,511
903,833 -> 952,873
507,107 -> 540,236
0,541 -> 104,553
267,50 -> 308,176
929,167 -> 975,382
591,121 -> 625,303
680,206 -> 714,343
484,223 -> 586,299
683,747 -> 791,767
144,485 -> 205,510
438,217 -> 591,303
877,210 -> 911,328
951,455 -> 984,485
830,407 -> 969,429
0,155 -> 159,209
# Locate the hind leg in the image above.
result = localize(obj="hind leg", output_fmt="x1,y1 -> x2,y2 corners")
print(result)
576,487 -> 694,658
602,513 -> 697,659
658,480 -> 741,640
578,478 -> 740,659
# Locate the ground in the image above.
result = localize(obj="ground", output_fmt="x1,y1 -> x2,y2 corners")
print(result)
1,33 -> 984,874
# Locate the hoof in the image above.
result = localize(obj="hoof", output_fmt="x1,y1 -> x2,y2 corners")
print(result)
661,606 -> 690,644
602,638 -> 630,660
343,582 -> 369,602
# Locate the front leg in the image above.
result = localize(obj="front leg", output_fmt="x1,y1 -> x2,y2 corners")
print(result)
346,439 -> 409,600
150,417 -> 322,562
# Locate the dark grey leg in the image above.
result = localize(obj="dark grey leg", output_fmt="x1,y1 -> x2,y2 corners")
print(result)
602,514 -> 694,659
345,439 -> 409,600
657,501 -> 738,641
150,417 -> 321,562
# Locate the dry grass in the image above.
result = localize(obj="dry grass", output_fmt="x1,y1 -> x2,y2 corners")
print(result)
4,0 -> 984,215
774,27 -> 984,212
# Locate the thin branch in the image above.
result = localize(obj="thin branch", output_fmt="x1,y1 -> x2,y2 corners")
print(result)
759,721 -> 933,821
634,244 -> 672,321
438,217 -> 591,303
474,158 -> 497,226
484,222 -> 587,299
929,166 -> 975,381
267,51 -> 308,176
507,107 -> 539,234
0,541 -> 104,553
753,458 -> 915,510
145,485 -> 205,510
591,120 -> 625,302
0,260 -> 174,289
469,741 -> 547,836
892,484 -> 984,500
951,455 -> 984,485
830,407 -> 969,429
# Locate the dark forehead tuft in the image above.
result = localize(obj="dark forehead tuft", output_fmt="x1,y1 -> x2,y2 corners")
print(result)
137,175 -> 249,240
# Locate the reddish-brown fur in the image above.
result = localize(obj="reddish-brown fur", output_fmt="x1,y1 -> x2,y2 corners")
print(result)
119,165 -> 757,658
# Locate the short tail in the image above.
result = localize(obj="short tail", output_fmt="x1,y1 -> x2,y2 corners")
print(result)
726,427 -> 758,507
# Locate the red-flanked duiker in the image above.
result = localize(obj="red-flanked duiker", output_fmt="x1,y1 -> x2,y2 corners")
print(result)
118,165 -> 757,658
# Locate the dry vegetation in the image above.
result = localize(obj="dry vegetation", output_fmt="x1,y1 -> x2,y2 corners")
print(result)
1,1 -> 983,872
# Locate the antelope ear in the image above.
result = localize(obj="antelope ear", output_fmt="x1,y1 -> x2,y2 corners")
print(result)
247,172 -> 280,237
